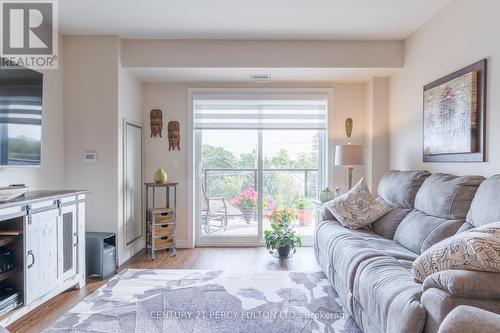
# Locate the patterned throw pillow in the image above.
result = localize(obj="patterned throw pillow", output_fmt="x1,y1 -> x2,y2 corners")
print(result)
323,178 -> 392,229
412,222 -> 500,282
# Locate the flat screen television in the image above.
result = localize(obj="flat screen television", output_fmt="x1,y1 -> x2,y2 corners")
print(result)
0,64 -> 43,166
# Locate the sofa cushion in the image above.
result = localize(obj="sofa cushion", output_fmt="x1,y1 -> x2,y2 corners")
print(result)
370,205 -> 412,239
315,220 -> 418,293
394,210 -> 464,254
414,173 -> 484,219
353,256 -> 427,333
412,222 -> 500,282
324,178 -> 392,229
456,222 -> 475,233
377,170 -> 431,209
466,174 -> 500,227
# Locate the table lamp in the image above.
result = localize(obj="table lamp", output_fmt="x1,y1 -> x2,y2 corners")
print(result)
335,144 -> 364,190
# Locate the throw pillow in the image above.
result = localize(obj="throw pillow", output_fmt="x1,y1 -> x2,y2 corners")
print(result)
412,222 -> 500,282
324,178 -> 392,229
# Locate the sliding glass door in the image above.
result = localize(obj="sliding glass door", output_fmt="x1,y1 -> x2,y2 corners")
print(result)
200,129 -> 259,238
194,92 -> 328,246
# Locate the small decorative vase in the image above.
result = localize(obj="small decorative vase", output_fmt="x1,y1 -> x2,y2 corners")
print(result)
320,187 -> 335,203
153,169 -> 168,184
277,246 -> 291,258
239,207 -> 255,224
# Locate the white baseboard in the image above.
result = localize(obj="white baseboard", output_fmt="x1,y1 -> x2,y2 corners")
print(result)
118,239 -> 146,265
176,240 -> 193,249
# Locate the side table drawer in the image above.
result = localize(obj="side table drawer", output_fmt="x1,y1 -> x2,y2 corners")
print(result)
148,223 -> 175,236
147,208 -> 174,223
147,235 -> 174,249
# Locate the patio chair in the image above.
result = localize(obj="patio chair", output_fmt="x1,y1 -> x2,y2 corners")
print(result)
201,184 -> 229,234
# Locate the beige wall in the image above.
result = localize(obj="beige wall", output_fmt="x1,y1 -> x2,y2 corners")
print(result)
389,0 -> 500,177
365,78 -> 389,193
122,39 -> 403,69
63,35 -> 120,235
64,36 -> 144,264
0,38 -> 65,190
143,82 -> 367,245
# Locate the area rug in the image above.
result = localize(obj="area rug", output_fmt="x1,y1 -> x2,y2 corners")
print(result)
43,269 -> 361,333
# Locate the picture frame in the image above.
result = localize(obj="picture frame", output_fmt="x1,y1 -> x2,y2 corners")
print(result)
423,59 -> 487,162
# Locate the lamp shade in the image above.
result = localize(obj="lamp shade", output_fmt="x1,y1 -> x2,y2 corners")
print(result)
335,144 -> 364,166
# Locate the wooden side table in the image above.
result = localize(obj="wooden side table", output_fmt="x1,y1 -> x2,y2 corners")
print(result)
144,182 -> 178,260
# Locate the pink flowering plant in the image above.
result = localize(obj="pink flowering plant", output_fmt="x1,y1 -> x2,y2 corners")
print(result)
230,188 -> 258,209
230,188 -> 274,209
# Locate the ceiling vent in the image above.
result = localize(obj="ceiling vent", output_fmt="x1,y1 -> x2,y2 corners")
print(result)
250,74 -> 271,83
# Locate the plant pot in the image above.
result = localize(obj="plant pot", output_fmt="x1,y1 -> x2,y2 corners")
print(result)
239,207 -> 255,224
277,246 -> 291,258
296,209 -> 314,226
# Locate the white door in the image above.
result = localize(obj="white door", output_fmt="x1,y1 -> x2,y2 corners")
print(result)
124,121 -> 143,246
25,209 -> 59,305
59,204 -> 78,280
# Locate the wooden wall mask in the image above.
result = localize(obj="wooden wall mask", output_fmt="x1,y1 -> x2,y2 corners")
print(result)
150,109 -> 163,137
168,121 -> 180,151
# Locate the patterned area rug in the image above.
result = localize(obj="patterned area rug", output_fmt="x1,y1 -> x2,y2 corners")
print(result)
43,269 -> 361,333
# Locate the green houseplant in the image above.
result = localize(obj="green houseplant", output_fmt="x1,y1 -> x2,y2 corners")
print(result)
264,208 -> 302,258
294,196 -> 314,226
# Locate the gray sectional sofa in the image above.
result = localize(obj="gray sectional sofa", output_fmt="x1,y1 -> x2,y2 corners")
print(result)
314,170 -> 500,333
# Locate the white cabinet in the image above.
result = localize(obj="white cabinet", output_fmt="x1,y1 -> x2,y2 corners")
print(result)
24,208 -> 59,305
0,192 -> 86,328
24,199 -> 84,305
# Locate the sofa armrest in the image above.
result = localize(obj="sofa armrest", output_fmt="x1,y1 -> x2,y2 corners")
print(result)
438,305 -> 500,333
423,270 -> 500,299
421,287 -> 500,333
318,205 -> 334,221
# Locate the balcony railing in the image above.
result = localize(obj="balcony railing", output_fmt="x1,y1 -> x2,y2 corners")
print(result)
203,167 -> 319,200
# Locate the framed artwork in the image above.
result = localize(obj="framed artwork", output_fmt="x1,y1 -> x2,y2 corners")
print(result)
423,59 -> 487,162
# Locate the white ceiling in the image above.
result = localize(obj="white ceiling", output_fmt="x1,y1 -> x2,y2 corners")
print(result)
60,0 -> 452,40
128,67 -> 400,83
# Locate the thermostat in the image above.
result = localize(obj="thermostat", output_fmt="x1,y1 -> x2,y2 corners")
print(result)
84,151 -> 97,163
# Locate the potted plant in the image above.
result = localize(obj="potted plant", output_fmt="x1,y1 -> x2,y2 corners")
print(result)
230,188 -> 274,224
230,188 -> 257,223
294,196 -> 314,226
264,208 -> 302,258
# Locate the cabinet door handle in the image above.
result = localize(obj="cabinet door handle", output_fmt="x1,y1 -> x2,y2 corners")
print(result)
73,232 -> 79,246
27,250 -> 35,269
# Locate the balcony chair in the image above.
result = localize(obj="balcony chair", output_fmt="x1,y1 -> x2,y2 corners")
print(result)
201,184 -> 229,234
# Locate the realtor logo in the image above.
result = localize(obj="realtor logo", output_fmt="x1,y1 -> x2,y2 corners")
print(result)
0,0 -> 58,69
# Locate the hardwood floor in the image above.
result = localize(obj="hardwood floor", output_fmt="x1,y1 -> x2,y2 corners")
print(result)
7,246 -> 320,333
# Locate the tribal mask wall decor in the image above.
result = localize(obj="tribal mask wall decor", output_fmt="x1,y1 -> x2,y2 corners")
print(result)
150,109 -> 163,137
168,121 -> 180,151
